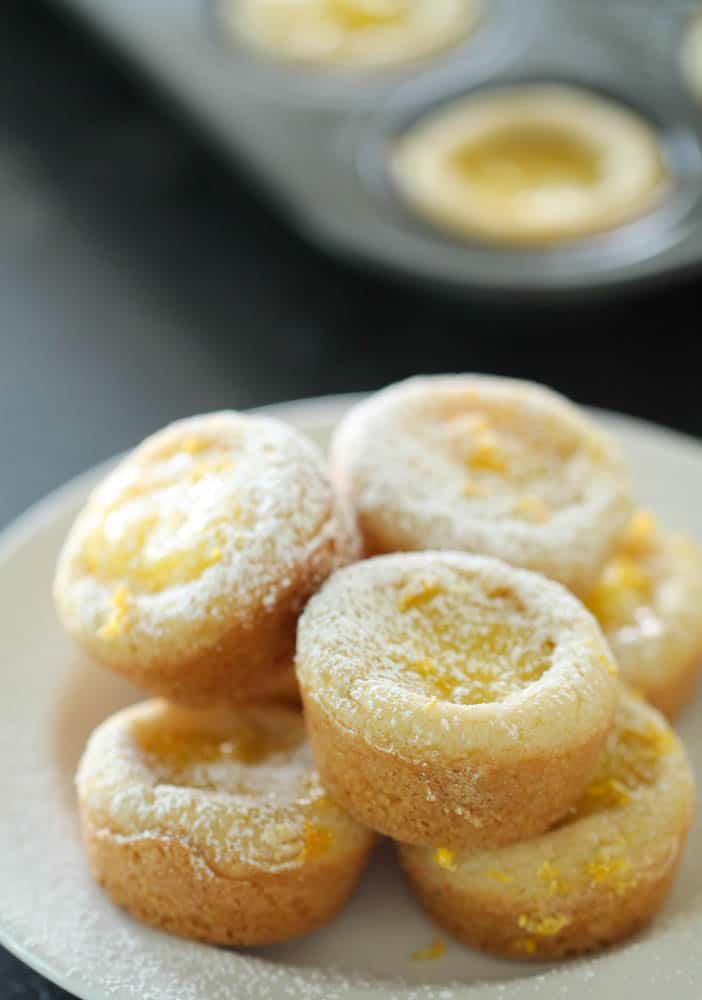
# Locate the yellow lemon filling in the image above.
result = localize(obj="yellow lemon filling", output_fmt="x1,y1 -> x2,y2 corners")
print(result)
325,0 -> 409,30
83,439 -> 242,596
619,509 -> 657,556
586,511 -> 659,630
567,717 -> 672,822
441,410 -> 582,514
137,722 -> 299,786
586,854 -> 633,892
586,556 -> 653,629
301,820 -> 335,859
136,719 -> 335,864
225,0 -> 478,69
487,868 -> 513,885
412,937 -> 446,961
435,847 -> 457,871
396,579 -> 554,705
517,912 -> 570,936
449,124 -> 601,199
512,494 -> 551,523
468,433 -> 508,475
98,585 -> 131,639
536,860 -> 570,896
393,86 -> 666,245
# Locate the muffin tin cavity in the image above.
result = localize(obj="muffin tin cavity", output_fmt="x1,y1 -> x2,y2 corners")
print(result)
388,84 -> 670,247
60,0 -> 702,293
208,0 -> 525,107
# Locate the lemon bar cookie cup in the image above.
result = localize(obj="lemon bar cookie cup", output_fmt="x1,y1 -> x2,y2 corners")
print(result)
55,411 -> 360,706
331,375 -> 633,596
77,700 -> 375,945
398,688 -> 695,960
587,509 -> 702,719
296,551 -> 618,848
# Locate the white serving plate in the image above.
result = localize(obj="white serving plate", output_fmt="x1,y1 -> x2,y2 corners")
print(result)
0,393 -> 700,1000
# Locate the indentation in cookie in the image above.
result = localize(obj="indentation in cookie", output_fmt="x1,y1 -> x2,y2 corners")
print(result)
395,575 -> 555,705
82,436 -> 244,596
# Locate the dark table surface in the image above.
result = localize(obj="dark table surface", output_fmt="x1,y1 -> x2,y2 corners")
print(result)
2,2 -> 702,996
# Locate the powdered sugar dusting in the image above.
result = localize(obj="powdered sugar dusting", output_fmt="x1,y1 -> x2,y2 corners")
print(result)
2,395 -> 702,1000
297,552 -> 617,760
402,690 -> 694,911
55,411 -> 360,663
331,376 -> 633,595
587,515 -> 702,691
77,700 -> 370,875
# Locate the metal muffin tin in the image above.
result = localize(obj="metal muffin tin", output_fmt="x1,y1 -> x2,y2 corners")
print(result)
57,0 -> 702,295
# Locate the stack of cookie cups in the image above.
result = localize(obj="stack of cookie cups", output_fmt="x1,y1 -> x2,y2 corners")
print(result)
55,411 -> 376,946
298,375 -> 697,960
56,377 -> 699,961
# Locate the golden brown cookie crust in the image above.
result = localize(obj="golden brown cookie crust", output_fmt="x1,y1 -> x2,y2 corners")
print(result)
77,700 -> 375,945
397,690 -> 695,959
399,847 -> 682,961
297,551 -> 618,848
81,815 -> 374,947
303,695 -> 608,849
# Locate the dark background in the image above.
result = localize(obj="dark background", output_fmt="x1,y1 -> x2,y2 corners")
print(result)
1,2 -> 701,995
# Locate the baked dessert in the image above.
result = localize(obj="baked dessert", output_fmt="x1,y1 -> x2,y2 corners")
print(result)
398,688 -> 695,960
331,375 -> 633,596
296,551 -> 618,848
682,10 -> 702,104
587,509 -> 702,719
77,700 -> 375,945
391,84 -> 666,245
54,411 -> 360,706
220,0 -> 480,71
